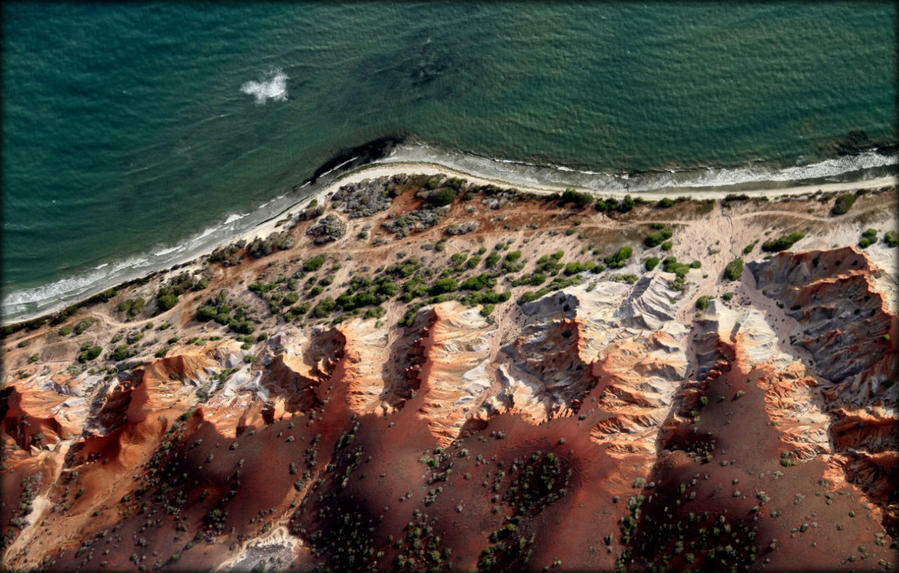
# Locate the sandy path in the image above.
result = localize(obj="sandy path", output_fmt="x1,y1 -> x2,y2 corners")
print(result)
237,160 -> 896,246
3,159 -> 893,329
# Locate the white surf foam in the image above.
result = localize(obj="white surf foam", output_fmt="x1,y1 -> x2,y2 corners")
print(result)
241,69 -> 289,104
2,183 -> 319,325
224,212 -> 248,225
380,141 -> 897,193
4,138 -> 895,326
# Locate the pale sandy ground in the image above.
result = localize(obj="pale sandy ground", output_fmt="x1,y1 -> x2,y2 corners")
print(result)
236,160 -> 897,245
2,161 -> 892,328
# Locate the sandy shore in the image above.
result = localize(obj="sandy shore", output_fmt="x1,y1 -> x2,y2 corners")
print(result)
236,160 -> 899,243
3,159 -> 894,327
237,159 -> 897,244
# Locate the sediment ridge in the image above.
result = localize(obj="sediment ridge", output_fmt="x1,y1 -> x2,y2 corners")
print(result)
2,169 -> 897,571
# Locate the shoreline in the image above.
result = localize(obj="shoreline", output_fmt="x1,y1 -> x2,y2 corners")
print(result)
234,159 -> 897,245
3,159 -> 896,328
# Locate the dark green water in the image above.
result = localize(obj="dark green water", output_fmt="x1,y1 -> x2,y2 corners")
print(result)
2,2 -> 896,321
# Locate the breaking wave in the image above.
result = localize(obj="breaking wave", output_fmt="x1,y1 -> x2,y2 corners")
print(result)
379,140 -> 897,193
3,136 -> 895,325
241,69 -> 288,104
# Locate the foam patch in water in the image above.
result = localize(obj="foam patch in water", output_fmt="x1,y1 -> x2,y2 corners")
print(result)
241,69 -> 288,104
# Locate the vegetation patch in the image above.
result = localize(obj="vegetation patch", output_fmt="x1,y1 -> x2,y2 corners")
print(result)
857,228 -> 877,249
723,257 -> 744,281
644,225 -> 673,248
830,193 -> 857,216
604,246 -> 633,269
761,232 -> 805,252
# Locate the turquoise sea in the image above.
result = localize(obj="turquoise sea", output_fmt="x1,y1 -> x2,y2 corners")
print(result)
2,2 -> 896,322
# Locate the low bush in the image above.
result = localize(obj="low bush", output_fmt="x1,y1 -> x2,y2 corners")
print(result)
761,232 -> 805,252
500,251 -> 524,274
364,306 -> 386,319
884,230 -> 899,248
429,277 -> 458,296
831,194 -> 857,215
723,257 -> 744,281
558,188 -> 593,208
662,256 -> 692,290
604,246 -> 633,269
78,344 -> 102,362
113,345 -> 135,362
595,194 -> 634,214
311,297 -> 336,318
644,257 -> 660,271
644,227 -> 673,248
426,187 -> 458,207
858,228 -> 877,249
303,255 -> 326,272
74,318 -> 95,335
656,197 -> 675,208
695,296 -> 710,311
563,261 -> 597,275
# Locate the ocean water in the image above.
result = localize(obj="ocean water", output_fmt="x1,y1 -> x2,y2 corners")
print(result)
2,2 -> 896,323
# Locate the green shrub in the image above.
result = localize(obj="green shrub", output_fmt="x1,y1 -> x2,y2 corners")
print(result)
595,195 -> 634,214
884,230 -> 899,248
563,261 -> 597,275
604,246 -> 633,269
644,227 -> 673,248
156,290 -> 178,312
723,257 -> 744,281
558,188 -> 592,208
303,255 -> 326,272
480,304 -> 495,317
743,242 -> 756,255
427,187 -> 458,207
78,345 -> 102,362
484,252 -> 501,268
662,256 -> 692,290
196,305 -> 217,322
232,320 -> 255,334
113,345 -> 135,362
858,228 -> 878,249
660,240 -> 673,251
429,277 -> 458,295
460,273 -> 491,291
762,232 -> 805,252
364,306 -> 386,319
695,296 -> 710,311
58,327 -> 72,336
311,297 -> 336,318
90,288 -> 117,303
656,197 -> 675,208
248,283 -> 274,294
644,257 -> 660,271
831,194 -> 857,215
534,253 -> 565,275
501,251 -> 524,274
74,318 -> 95,335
